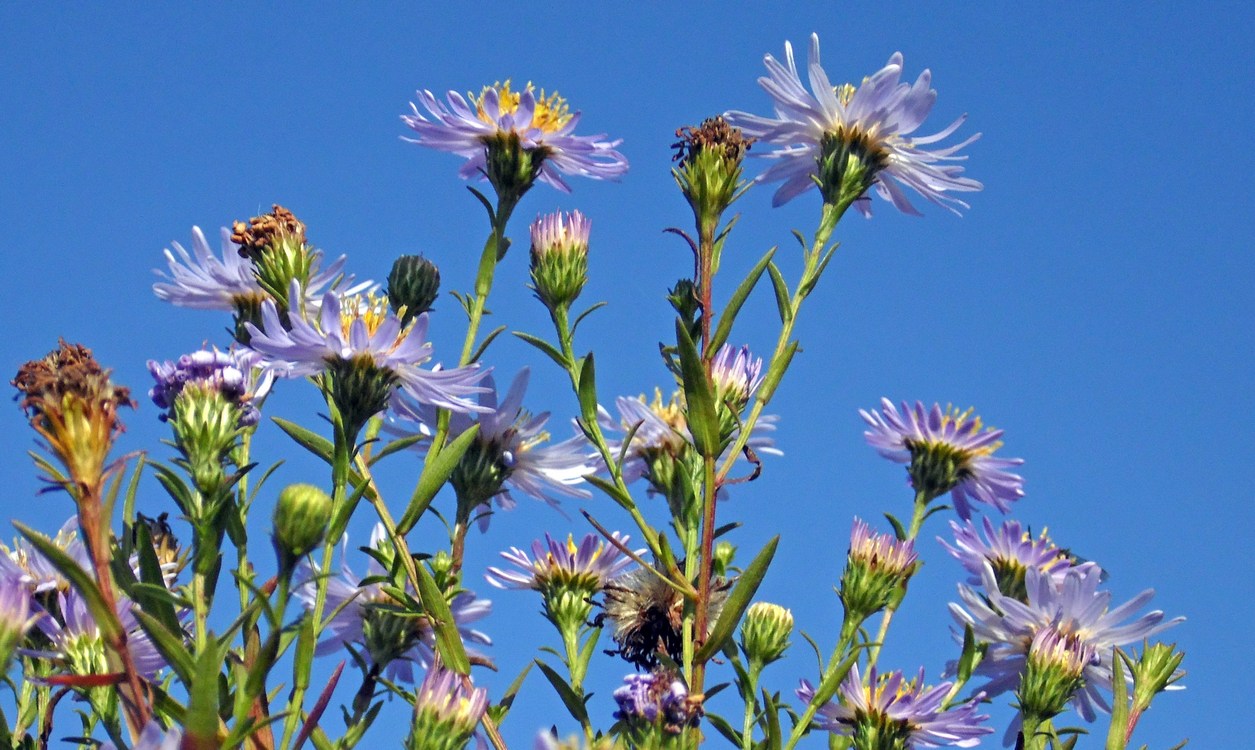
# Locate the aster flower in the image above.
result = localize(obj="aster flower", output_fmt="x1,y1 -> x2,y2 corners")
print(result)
403,81 -> 629,193
797,663 -> 991,749
152,226 -> 372,312
297,525 -> 492,682
710,344 -> 764,413
485,532 -> 638,594
389,368 -> 594,528
940,518 -> 1085,601
861,399 -> 1024,519
598,389 -> 781,487
246,283 -> 487,438
949,562 -> 1184,722
725,34 -> 980,214
148,347 -> 274,428
840,518 -> 919,621
406,668 -> 489,750
612,670 -> 701,747
103,721 -> 183,750
0,574 -> 40,668
0,518 -> 89,594
31,587 -> 167,679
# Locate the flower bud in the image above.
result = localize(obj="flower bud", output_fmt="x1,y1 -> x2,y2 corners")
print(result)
407,668 -> 488,750
1016,627 -> 1095,721
740,602 -> 793,665
484,130 -> 545,208
839,518 -> 918,623
710,344 -> 763,418
672,116 -> 754,232
529,210 -> 590,310
273,483 -> 333,564
1130,641 -> 1185,713
713,541 -> 736,578
387,255 -> 441,323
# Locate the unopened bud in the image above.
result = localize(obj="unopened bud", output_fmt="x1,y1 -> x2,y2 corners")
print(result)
387,255 -> 441,323
740,602 -> 793,665
273,483 -> 332,563
1131,641 -> 1185,713
839,518 -> 918,623
1017,627 -> 1094,721
529,210 -> 590,310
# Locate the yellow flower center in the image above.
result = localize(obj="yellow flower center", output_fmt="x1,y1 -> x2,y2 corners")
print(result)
474,80 -> 572,134
647,389 -> 687,432
338,293 -> 393,340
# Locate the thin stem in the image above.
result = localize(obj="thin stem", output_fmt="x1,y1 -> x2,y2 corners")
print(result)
740,662 -> 762,750
865,492 -> 929,675
783,617 -> 859,750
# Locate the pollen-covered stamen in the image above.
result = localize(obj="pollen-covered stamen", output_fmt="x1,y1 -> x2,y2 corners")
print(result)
473,80 -> 573,134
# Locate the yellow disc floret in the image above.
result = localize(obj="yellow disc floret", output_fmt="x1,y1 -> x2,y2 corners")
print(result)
473,80 -> 572,134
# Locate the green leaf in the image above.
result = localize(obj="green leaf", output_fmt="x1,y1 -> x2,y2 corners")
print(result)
763,687 -> 783,750
469,324 -> 508,364
706,712 -> 742,747
133,608 -> 195,684
272,416 -> 334,463
576,353 -> 599,429
766,261 -> 791,324
1106,647 -> 1130,750
571,301 -> 608,335
126,523 -> 181,634
707,246 -> 776,358
492,661 -> 533,722
368,433 -> 427,466
184,639 -> 224,750
675,319 -> 719,458
414,562 -> 469,674
583,474 -> 633,508
956,624 -> 984,685
696,536 -> 779,662
883,513 -> 907,542
13,522 -> 121,641
513,332 -> 568,369
756,340 -> 798,404
397,423 -> 481,534
534,660 -> 588,724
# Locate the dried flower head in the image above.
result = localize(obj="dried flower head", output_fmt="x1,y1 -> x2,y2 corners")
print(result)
602,565 -> 728,670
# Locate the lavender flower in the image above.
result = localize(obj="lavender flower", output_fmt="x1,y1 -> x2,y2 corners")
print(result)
485,532 -> 638,594
0,574 -> 38,668
407,668 -> 488,750
840,518 -> 919,620
32,587 -> 167,679
0,518 -> 88,594
297,525 -> 492,682
950,562 -> 1184,721
403,81 -> 628,192
940,518 -> 1084,601
710,344 -> 763,410
147,348 -> 273,427
797,664 -> 991,748
613,671 -> 699,732
246,284 -> 487,429
152,226 -> 371,311
104,721 -> 183,750
390,369 -> 594,528
726,34 -> 981,214
861,399 -> 1024,519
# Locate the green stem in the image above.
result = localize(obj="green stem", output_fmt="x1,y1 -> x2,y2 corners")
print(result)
783,617 -> 860,750
865,492 -> 929,676
740,662 -> 762,750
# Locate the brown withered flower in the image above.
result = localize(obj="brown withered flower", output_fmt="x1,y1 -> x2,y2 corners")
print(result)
12,340 -> 133,488
671,115 -> 755,167
601,565 -> 729,670
230,204 -> 306,262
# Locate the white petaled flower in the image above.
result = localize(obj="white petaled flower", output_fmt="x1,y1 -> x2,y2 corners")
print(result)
389,368 -> 595,528
403,81 -> 629,192
949,562 -> 1184,722
245,282 -> 488,413
725,34 -> 981,214
153,226 -> 373,311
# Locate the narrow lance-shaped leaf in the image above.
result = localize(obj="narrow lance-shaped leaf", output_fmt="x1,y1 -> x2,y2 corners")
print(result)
707,246 -> 776,358
413,562 -> 470,674
535,660 -> 589,725
1106,647 -> 1131,750
397,423 -> 481,534
183,638 -> 225,750
576,353 -> 599,429
696,535 -> 779,662
675,319 -> 720,458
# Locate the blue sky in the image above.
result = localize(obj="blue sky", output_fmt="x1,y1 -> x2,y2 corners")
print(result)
1,3 -> 1251,747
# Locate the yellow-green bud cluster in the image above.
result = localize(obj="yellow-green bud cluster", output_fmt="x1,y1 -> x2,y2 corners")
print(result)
272,483 -> 332,565
529,210 -> 590,310
387,255 -> 441,323
839,519 -> 918,623
1017,627 -> 1094,721
740,602 -> 793,665
171,384 -> 244,494
1130,641 -> 1185,714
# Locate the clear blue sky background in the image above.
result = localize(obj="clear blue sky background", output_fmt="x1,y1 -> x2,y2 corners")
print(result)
1,3 -> 1251,748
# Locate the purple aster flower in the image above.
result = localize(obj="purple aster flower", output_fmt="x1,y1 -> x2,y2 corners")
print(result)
861,398 -> 1024,519
152,226 -> 372,311
245,282 -> 488,414
940,518 -> 1090,602
598,390 -> 782,486
797,663 -> 992,748
485,532 -> 639,593
949,562 -> 1184,722
147,347 -> 274,427
0,518 -> 88,594
389,368 -> 594,528
613,671 -> 698,730
31,587 -> 167,679
403,81 -> 629,192
408,668 -> 489,750
710,344 -> 764,408
296,524 -> 492,682
725,34 -> 981,214
103,721 -> 183,750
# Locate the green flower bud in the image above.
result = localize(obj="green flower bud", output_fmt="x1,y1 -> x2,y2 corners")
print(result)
273,483 -> 333,563
1130,641 -> 1185,713
667,279 -> 702,339
1016,627 -> 1094,721
529,210 -> 589,310
839,519 -> 918,623
740,602 -> 793,665
170,384 -> 243,495
387,255 -> 441,323
713,541 -> 736,579
325,354 -> 399,445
